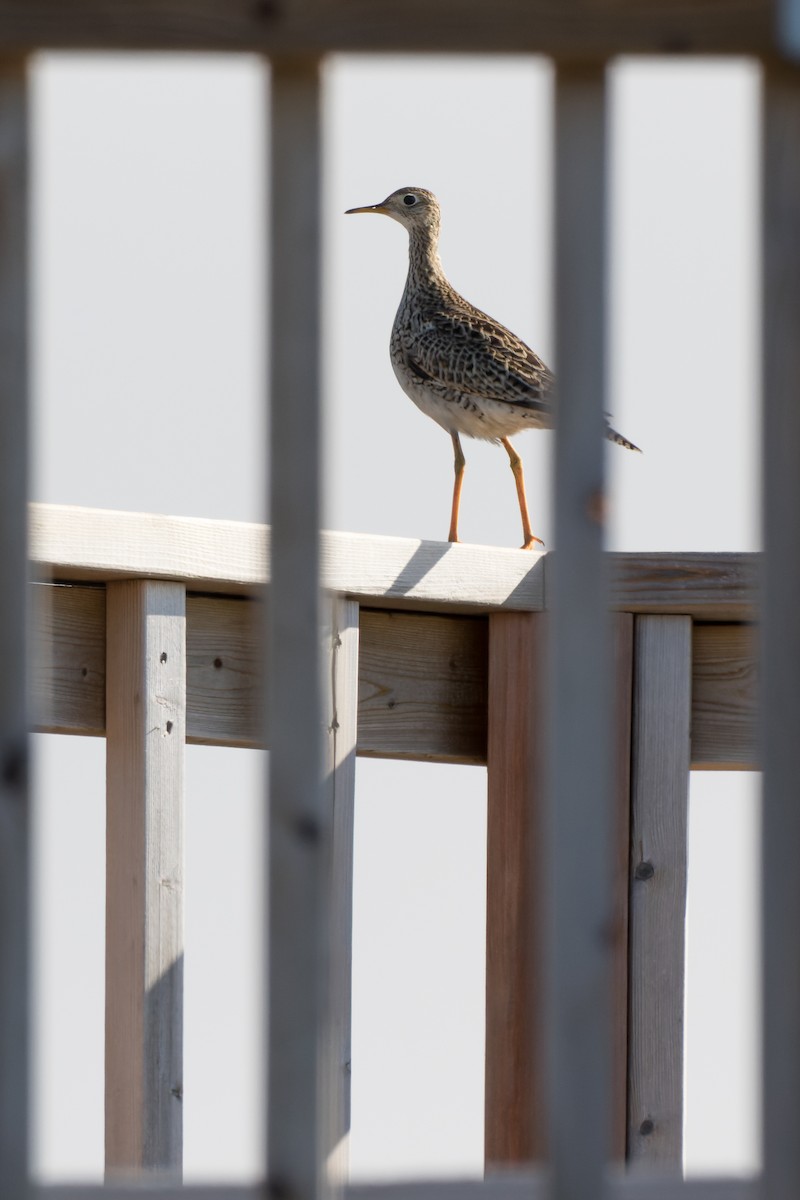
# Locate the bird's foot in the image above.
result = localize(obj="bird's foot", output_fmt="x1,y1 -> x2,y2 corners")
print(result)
521,535 -> 545,550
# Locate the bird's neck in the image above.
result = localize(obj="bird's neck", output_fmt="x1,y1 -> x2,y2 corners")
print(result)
406,225 -> 447,291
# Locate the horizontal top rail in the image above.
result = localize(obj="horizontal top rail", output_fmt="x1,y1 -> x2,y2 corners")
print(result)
30,503 -> 756,618
0,0 -> 777,57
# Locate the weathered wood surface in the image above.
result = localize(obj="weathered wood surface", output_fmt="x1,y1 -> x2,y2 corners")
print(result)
326,531 -> 545,614
186,594 -> 262,748
485,612 -> 545,1166
607,552 -> 757,620
33,583 -> 106,736
30,503 -> 758,618
0,55 -> 28,1198
32,584 -> 760,769
611,614 -> 634,1164
762,61 -> 800,1200
105,580 -> 186,1176
0,0 -> 775,55
357,609 -> 487,763
627,616 -> 692,1167
322,597 -> 359,1183
31,503 -> 268,592
484,611 -> 632,1168
692,623 -> 757,770
29,503 -> 546,613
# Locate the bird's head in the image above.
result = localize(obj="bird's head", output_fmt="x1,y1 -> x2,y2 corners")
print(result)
346,187 -> 441,238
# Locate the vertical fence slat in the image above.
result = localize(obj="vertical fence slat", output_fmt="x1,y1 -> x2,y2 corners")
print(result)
485,611 -> 546,1166
548,61 -> 614,1199
323,596 -> 359,1186
611,613 -> 634,1164
105,580 -> 186,1177
762,61 -> 800,1200
627,615 -> 691,1166
267,55 -> 325,1200
485,611 -> 632,1168
0,56 -> 28,1199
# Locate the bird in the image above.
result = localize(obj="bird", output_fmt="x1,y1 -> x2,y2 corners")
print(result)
345,186 -> 640,549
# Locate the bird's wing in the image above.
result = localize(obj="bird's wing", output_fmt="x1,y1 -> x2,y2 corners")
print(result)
408,302 -> 554,412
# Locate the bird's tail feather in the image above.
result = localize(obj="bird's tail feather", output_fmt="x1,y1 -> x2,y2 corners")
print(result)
605,424 -> 641,453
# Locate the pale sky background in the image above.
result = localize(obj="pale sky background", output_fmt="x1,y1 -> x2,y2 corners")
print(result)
30,53 -> 760,1181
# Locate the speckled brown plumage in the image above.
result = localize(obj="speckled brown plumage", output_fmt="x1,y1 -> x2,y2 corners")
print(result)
346,186 -> 639,548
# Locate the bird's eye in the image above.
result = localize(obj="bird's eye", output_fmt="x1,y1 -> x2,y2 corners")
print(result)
403,194 -> 417,206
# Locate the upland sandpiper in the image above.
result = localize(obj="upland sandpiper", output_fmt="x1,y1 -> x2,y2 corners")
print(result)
346,186 -> 640,549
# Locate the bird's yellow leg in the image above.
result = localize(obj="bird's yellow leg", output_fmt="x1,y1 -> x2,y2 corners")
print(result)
448,432 -> 466,543
501,436 -> 544,550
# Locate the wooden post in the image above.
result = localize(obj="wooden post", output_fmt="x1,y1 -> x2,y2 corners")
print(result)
548,61 -> 614,1196
0,55 -> 28,1200
267,55 -> 326,1200
627,615 -> 691,1166
105,580 -> 186,1177
762,60 -> 800,1200
485,613 -> 632,1167
485,611 -> 546,1166
323,596 -> 359,1186
610,614 -> 634,1163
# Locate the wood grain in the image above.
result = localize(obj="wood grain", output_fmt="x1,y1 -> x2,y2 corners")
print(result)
608,552 -> 757,620
482,609 -> 638,1161
611,614 -> 634,1165
627,616 -> 692,1167
105,580 -> 186,1176
322,597 -> 359,1183
0,0 -> 773,56
357,610 -> 487,763
691,623 -> 757,770
32,583 -> 106,736
186,594 -> 262,747
485,612 -> 545,1166
31,503 -> 760,618
32,586 -> 765,770
29,502 -> 546,613
484,613 -> 633,1167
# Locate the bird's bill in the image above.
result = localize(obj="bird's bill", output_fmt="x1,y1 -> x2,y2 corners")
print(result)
345,203 -> 389,215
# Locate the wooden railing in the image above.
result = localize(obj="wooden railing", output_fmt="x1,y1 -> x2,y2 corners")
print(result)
31,504 -> 757,768
29,503 -> 758,1195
